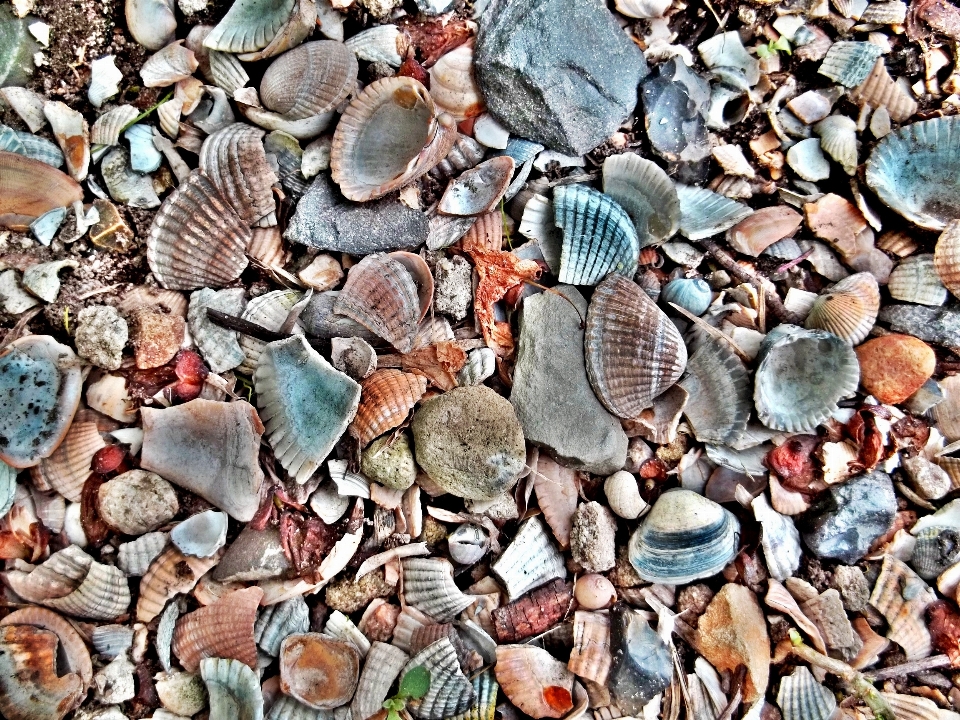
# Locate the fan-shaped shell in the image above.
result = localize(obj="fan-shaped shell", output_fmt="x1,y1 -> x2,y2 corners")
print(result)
137,546 -> 222,622
628,488 -> 740,584
935,220 -> 960,300
888,254 -> 947,306
203,0 -> 295,53
754,325 -> 860,432
0,624 -> 85,720
568,611 -> 612,685
910,526 -> 960,579
584,274 -> 687,420
491,516 -> 566,601
90,105 -> 139,146
173,586 -> 262,672
401,557 -> 474,621
146,170 -> 252,291
882,692 -> 953,720
776,666 -> 836,720
850,57 -> 917,124
814,115 -> 858,176
495,645 -> 574,720
280,634 -> 361,710
352,642 -> 409,720
804,272 -> 880,345
254,595 -> 310,656
117,531 -> 169,577
0,151 -> 83,224
679,337 -> 751,446
200,657 -> 264,720
675,184 -> 753,241
199,123 -> 278,226
91,624 -> 134,659
331,76 -> 457,202
752,494 -> 802,582
819,41 -> 884,86
602,153 -> 679,246
33,421 -> 104,502
0,606 -> 93,687
261,40 -> 358,121
345,25 -> 405,66
403,638 -> 475,720
206,49 -> 249,95
869,555 -> 937,659
428,43 -> 485,121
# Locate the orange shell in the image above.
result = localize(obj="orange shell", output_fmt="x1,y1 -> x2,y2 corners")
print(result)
32,421 -> 105,503
137,546 -> 223,622
280,634 -> 361,710
172,586 -> 263,672
0,624 -> 85,720
0,607 -> 93,688
349,369 -> 427,447
0,151 -> 83,227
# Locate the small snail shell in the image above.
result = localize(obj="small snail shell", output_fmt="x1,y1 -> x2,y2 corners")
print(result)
604,471 -> 648,520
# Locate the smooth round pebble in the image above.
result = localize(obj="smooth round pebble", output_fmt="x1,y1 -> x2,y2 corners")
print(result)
574,573 -> 617,609
855,333 -> 936,404
97,469 -> 179,535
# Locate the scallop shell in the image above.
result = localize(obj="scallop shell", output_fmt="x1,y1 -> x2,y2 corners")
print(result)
91,624 -> 134,659
200,657 -> 264,720
146,170 -> 252,291
401,557 -> 474,621
125,0 -> 176,51
171,510 -> 228,558
325,610 -> 371,658
199,123 -> 279,226
910,527 -> 960,580
391,605 -> 434,653
254,595 -> 310,656
255,335 -> 361,483
850,57 -> 918,124
754,325 -> 860,433
675,183 -> 753,241
866,116 -> 960,231
495,645 -> 574,720
117,531 -> 169,577
345,25 -> 405,66
438,155 -> 515,216
752,494 -> 802,582
173,586 -> 262,672
331,76 -> 457,202
804,272 -> 880,345
428,43 -> 485,121
90,105 -> 140,146
776,666 -> 836,720
403,638 -> 475,720
350,641 -> 407,720
140,41 -> 199,88
208,50 -> 249,95
33,421 -> 104,503
261,40 -> 358,121
869,555 -> 937,659
819,41 -> 884,86
584,274 -> 687,420
0,151 -> 83,223
137,546 -> 222,622
881,692 -> 954,720
9,130 -> 64,168
935,220 -> 960,300
238,289 -> 305,375
628,488 -> 739,584
888,254 -> 947,306
615,0 -> 671,17
0,624 -> 85,720
203,0 -> 295,53
267,695 -> 331,720
0,606 -> 94,687
679,338 -> 751,446
601,153 -> 679,247
0,87 -> 47,133
814,115 -> 858,176
430,133 -> 486,180
568,611 -> 612,685
491,516 -> 566,601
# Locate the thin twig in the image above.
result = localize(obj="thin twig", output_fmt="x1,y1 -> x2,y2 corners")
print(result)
205,309 -> 326,351
667,302 -> 751,362
0,307 -> 43,352
864,654 -> 952,681
716,666 -> 746,720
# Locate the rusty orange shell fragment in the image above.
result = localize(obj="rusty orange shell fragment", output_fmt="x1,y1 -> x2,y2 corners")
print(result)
280,633 -> 361,710
349,369 -> 427,447
0,624 -> 85,720
137,546 -> 223,622
173,586 -> 263,672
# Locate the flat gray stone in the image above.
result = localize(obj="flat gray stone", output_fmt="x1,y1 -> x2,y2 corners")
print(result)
510,286 -> 627,474
878,304 -> 960,351
213,525 -> 291,583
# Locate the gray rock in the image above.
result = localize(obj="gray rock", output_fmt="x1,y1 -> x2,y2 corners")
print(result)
97,469 -> 179,535
800,589 -> 862,662
213,526 -> 291,583
831,565 -> 870,613
411,385 -> 526,500
902,455 -> 951,501
571,501 -> 617,573
361,433 -> 416,491
800,470 -> 897,564
187,288 -> 246,373
609,604 -> 673,714
431,254 -> 473,321
878,304 -> 960,350
474,0 -> 648,155
510,286 -> 628,474
284,174 -> 428,254
75,305 -> 128,370
101,147 -> 161,208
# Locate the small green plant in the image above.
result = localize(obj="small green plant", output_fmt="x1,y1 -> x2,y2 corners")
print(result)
756,37 -> 792,58
500,197 -> 513,250
383,666 -> 431,720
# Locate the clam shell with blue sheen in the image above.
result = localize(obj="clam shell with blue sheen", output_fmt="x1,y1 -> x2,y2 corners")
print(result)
675,183 -> 753,240
200,657 -> 264,720
602,153 -> 680,246
660,277 -> 712,316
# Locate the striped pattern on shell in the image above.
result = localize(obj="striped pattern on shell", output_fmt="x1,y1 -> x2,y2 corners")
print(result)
172,586 -> 262,672
198,123 -> 279,226
584,274 -> 687,420
261,40 -> 359,120
349,369 -> 427,447
804,272 -> 880,345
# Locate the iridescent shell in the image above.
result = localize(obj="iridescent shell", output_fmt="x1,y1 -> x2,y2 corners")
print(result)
675,183 -> 753,241
438,156 -> 515,216
679,338 -> 751,446
280,634 -> 360,710
818,41 -> 884,86
491,516 -> 566,601
0,151 -> 83,223
804,272 -> 880,345
0,624 -> 84,720
850,57 -> 917,124
403,638 -> 475,720
888,254 -> 947,306
428,43 -> 485,121
935,220 -> 960,300
33,420 -> 104,502
261,40 -> 358,121
173,586 -> 261,673
117,532 -> 169,577
330,76 -> 457,202
0,606 -> 93,687
869,555 -> 937,659
660,277 -> 711,316
628,489 -> 739,584
754,325 -> 860,433
495,645 -> 574,720
568,611 -> 611,685
200,657 -> 263,720
776,666 -> 836,720
199,123 -> 279,226
584,274 -> 687,420
137,546 -> 221,622
814,115 -> 858,176
254,595 -> 310,656
752,494 -> 802,582
401,557 -> 474,621
601,153 -> 679,246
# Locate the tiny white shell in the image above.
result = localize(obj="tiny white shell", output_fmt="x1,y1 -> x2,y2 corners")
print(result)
604,470 -> 647,520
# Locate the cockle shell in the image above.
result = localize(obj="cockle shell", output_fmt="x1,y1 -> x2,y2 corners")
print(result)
495,645 -> 574,720
819,41 -> 884,86
869,555 -> 937,659
804,272 -> 880,345
0,624 -> 85,720
584,274 -> 687,420
401,557 -> 474,621
882,692 -> 958,720
430,133 -> 486,180
140,41 -> 199,88
117,531 -> 169,577
935,220 -> 960,300
331,76 -> 457,202
0,606 -> 93,687
208,50 -> 249,95
888,253 -> 947,306
349,369 -> 427,447
428,43 -> 485,121
203,0 -> 295,54
568,611 -> 612,685
199,123 -> 279,226
345,25 -> 405,66
280,634 -> 361,710
0,151 -> 83,225
136,546 -> 222,622
491,516 -> 566,601
90,105 -> 139,147
679,337 -> 751,446
602,152 -> 679,246
200,657 -> 263,720
850,57 -> 917,124
438,155 -> 515,216
910,527 -> 960,580
403,638 -> 475,719
125,0 -> 176,51
814,115 -> 858,176
351,641 -> 408,720
237,289 -> 304,374
8,130 -> 64,168
776,666 -> 836,720
261,40 -> 358,121
173,587 -> 262,672
254,595 -> 310,656
91,624 -> 134,659
0,87 -> 47,133
33,421 -> 104,502
676,183 -> 753,241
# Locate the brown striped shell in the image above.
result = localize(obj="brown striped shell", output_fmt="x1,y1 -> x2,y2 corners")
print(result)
31,421 -> 105,503
146,170 -> 252,291
137,546 -> 223,622
350,369 -> 427,447
198,123 -> 279,226
495,645 -> 575,719
869,555 -> 936,659
261,40 -> 359,120
0,607 -> 93,688
584,274 -> 688,420
0,151 -> 83,227
172,586 -> 262,672
850,58 -> 918,124
567,611 -> 611,685
935,220 -> 960,301
803,272 -> 880,345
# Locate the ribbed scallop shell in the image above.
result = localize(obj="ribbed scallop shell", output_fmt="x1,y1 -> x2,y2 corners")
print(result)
568,611 -> 611,685
203,0 -> 295,53
882,692 -> 951,720
819,41 -> 884,86
401,557 -> 473,622
814,115 -> 858,176
146,170 -> 252,291
32,421 -> 104,503
584,274 -> 687,420
137,546 -> 221,622
199,123 -> 278,226
173,586 -> 262,672
12,131 -> 65,168
491,516 -> 566,601
602,153 -> 679,246
349,369 -> 427,447
776,666 -> 836,720
261,40 -> 358,120
90,105 -> 139,146
140,41 -> 200,88
331,76 -> 457,202
754,325 -> 860,432
850,57 -> 918,124
679,338 -> 751,446
869,555 -> 937,659
200,657 -> 264,720
449,670 -> 498,720
345,25 -> 404,66
91,624 -> 134,659
495,645 -> 575,720
804,272 -> 880,345
675,184 -> 753,241
628,489 -> 739,585
0,606 -> 93,687
878,230 -> 919,257
351,641 -> 408,720
324,610 -> 371,656
866,116 -> 960,231
117,531 -> 169,577
237,288 -> 304,375
403,638 -> 475,720
0,151 -> 83,221
428,43 -> 485,121
935,220 -> 960,300
156,97 -> 183,138
888,254 -> 947,306
255,595 -> 310,656
0,624 -> 85,720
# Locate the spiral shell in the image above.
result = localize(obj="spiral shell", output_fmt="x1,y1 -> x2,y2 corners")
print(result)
804,272 -> 880,345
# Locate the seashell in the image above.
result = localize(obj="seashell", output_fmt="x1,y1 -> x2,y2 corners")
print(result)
615,0 -> 671,18
530,454 -> 578,548
814,115 -> 858,176
428,43 -> 485,121
430,134 -> 486,180
776,666 -> 836,720
574,574 -> 617,611
888,254 -> 947,306
584,274 -> 687,420
264,131 -> 308,200
0,606 -> 94,686
191,85 -> 236,136
492,516 -> 566,601
754,325 -> 860,433
0,624 -> 85,720
137,546 -> 222,622
141,41 -> 199,88
935,221 -> 960,300
324,610 -> 371,657
819,41 -> 884,86
438,156 -> 515,216
602,153 -> 679,247
403,638 -> 475,719
208,50 -> 249,95
173,587 -> 262,672
42,100 -> 89,182
117,532 -> 169,577
0,335 -> 83,469
401,557 -> 474,621
496,645 -> 574,719
911,527 -> 960,580
187,287 -> 246,373
457,347 -> 496,387
200,657 -> 264,720
146,170 -> 252,291
33,421 -> 105,502
446,670 -> 498,720
267,695 -> 331,720
308,481 -> 350,523
850,57 -> 917,124
254,595 -> 310,656
29,206 -> 67,245
123,123 -> 162,173
331,76 -> 457,202
248,225 -> 291,269
881,692 -> 955,720
786,137 -> 831,182
603,470 -> 646,521
679,337 -> 751,446
171,510 -> 228,558
448,523 -> 490,565
698,31 -> 759,85
660,277 -> 711,316
21,258 -> 77,303
568,611 -> 612,685
125,0 -> 176,51
628,489 -> 739,584
0,87 -> 47,133
261,40 -> 358,121
804,272 -> 880,345
238,289 -> 305,374
866,116 -> 960,231
553,184 -> 639,286
6,129 -> 63,168
199,123 -> 279,226
100,146 -> 161,208
88,55 -> 123,108
675,183 -> 753,241
877,229 -> 919,258
752,494 -> 802,582
155,600 -> 179,672
280,634 -> 361,710
345,25 -> 405,66
0,151 -> 82,225
92,624 -> 134,659
869,555 -> 937,659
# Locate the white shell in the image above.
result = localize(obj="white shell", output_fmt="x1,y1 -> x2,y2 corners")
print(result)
447,523 -> 490,565
604,470 -> 647,520
44,100 -> 89,181
308,481 -> 350,523
88,55 -> 124,108
814,115 -> 858,176
0,86 -> 48,132
351,642 -> 408,720
491,516 -> 566,601
888,254 -> 948,306
401,557 -> 473,621
125,0 -> 177,51
171,510 -> 228,558
752,493 -> 802,582
91,105 -> 140,147
200,657 -> 264,720
324,610 -> 371,656
615,0 -> 671,17
345,25 -> 403,66
118,532 -> 170,577
140,41 -> 200,88
776,665 -> 836,720
786,138 -> 831,182
428,44 -> 484,122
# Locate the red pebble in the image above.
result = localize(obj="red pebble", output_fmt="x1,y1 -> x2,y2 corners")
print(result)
91,445 -> 127,475
397,56 -> 429,87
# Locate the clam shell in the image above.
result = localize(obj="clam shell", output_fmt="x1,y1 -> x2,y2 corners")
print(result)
173,586 -> 262,672
776,666 -> 836,720
125,0 -> 176,51
401,557 -> 474,621
804,272 -> 880,345
300,291 -> 380,342
239,289 -> 305,375
0,151 -> 83,223
430,133 -> 486,180
935,220 -> 960,300
679,338 -> 751,446
280,634 -> 361,710
553,184 -> 639,286
877,229 -> 919,258
141,41 -> 199,88
584,274 -> 687,420
428,43 -> 485,121
0,606 -> 93,686
752,494 -> 802,582
675,183 -> 753,241
753,325 -> 860,433
698,31 -> 760,85
888,254 -> 947,306
203,0 -> 296,53
90,105 -> 139,146
819,41 -> 884,86
146,170 -> 252,291
391,605 -> 434,653
330,76 -> 457,202
628,489 -> 739,584
495,645 -> 574,720
200,657 -> 264,720
254,595 -> 310,656
261,40 -> 358,121
0,87 -> 47,133
199,123 -> 279,226
208,50 -> 249,95
492,516 -> 566,601
137,546 -> 221,622
345,25 -> 404,66
568,611 -> 612,685
814,115 -> 858,176
403,638 -> 475,719
602,153 -> 679,247
0,624 -> 84,720
438,155 -> 515,216
850,57 -> 917,124
448,523 -> 490,565
33,420 -> 105,502
236,0 -> 317,63
866,116 -> 960,231
117,531 -> 169,577
91,624 -> 134,659
171,510 -> 228,558
869,555 -> 937,659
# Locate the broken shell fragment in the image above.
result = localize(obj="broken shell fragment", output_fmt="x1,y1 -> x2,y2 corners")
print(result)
776,665 -> 836,720
888,253 -> 947,306
428,43 -> 485,121
171,510 -> 228,558
349,369 -> 427,447
200,657 -> 263,720
402,557 -> 474,620
173,587 -> 262,672
43,101 -> 89,182
601,152 -> 679,246
679,337 -> 751,446
438,156 -> 515,216
0,624 -> 85,720
492,516 -> 566,601
676,184 -> 753,241
140,41 -> 199,88
280,634 -> 361,710
0,151 -> 83,226
403,637 -> 475,719
496,645 -> 574,719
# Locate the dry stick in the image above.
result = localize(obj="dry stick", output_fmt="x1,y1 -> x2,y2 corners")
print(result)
715,666 -> 746,720
864,654 -> 952,681
205,309 -> 327,351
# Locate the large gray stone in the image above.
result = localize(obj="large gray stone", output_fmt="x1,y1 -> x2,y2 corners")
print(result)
878,304 -> 960,351
510,286 -> 627,474
474,0 -> 648,155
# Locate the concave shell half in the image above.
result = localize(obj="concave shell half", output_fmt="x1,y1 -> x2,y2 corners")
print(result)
173,586 -> 262,672
0,624 -> 84,720
260,40 -> 358,120
803,272 -> 880,345
0,606 -> 93,687
888,253 -> 947,306
679,337 -> 751,446
0,151 -> 83,226
199,123 -> 279,226
602,152 -> 679,246
776,665 -> 836,720
428,43 -> 485,121
403,638 -> 475,720
495,644 -> 575,720
438,155 -> 515,216
584,274 -> 687,420
200,657 -> 264,720
401,557 -> 474,622
203,0 -> 295,54
676,183 -> 753,241
934,220 -> 960,301
331,76 -> 457,201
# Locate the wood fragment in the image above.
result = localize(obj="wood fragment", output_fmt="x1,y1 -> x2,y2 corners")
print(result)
492,579 -> 574,642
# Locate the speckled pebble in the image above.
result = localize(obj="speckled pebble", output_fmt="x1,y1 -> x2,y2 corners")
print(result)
97,469 -> 179,535
571,501 -> 617,573
360,433 -> 417,491
75,305 -> 128,370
